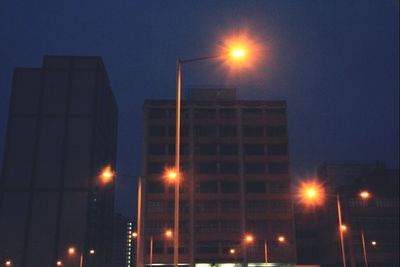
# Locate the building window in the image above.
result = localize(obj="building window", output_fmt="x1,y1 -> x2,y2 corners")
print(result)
147,162 -> 164,174
245,163 -> 266,174
195,108 -> 217,119
243,126 -> 264,137
197,162 -> 218,174
242,108 -> 263,118
269,200 -> 291,212
148,126 -> 165,137
196,201 -> 218,213
197,181 -> 218,193
220,162 -> 239,174
247,201 -> 267,213
168,125 -> 189,137
148,201 -> 164,212
168,144 -> 189,155
266,126 -> 287,137
197,241 -> 219,253
219,108 -> 236,119
219,125 -> 237,137
220,200 -> 239,212
220,221 -> 240,232
195,126 -> 217,137
269,182 -> 290,193
265,108 -> 286,115
267,144 -> 288,155
219,144 -> 238,155
246,182 -> 266,193
196,144 -> 217,155
220,182 -> 239,193
196,221 -> 219,233
148,144 -> 165,155
268,162 -> 289,174
245,144 -> 265,155
149,108 -> 166,119
247,220 -> 267,233
147,181 -> 164,193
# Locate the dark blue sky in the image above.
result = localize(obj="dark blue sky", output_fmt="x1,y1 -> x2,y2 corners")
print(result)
0,1 -> 398,217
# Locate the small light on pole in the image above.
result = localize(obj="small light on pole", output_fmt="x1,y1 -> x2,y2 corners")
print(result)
371,241 -> 377,246
132,232 -> 138,238
359,191 -> 371,200
89,249 -> 95,255
165,229 -> 173,239
5,260 -> 12,266
56,261 -> 62,266
340,225 -> 348,232
245,234 -> 254,244
229,248 -> 236,255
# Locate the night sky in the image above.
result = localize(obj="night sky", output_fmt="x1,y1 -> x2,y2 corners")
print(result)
0,1 -> 398,217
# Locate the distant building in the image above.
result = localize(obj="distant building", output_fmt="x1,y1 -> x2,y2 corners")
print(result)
114,213 -> 136,267
317,161 -> 386,187
0,56 -> 118,267
296,163 -> 399,267
137,88 -> 296,267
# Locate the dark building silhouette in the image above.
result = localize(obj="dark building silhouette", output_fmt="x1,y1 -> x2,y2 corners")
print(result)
295,162 -> 399,267
137,88 -> 296,266
0,56 -> 118,267
113,213 -> 136,267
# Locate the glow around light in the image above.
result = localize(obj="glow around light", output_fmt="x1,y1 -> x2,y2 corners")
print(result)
245,234 -> 254,243
340,225 -> 347,232
297,179 -> 326,207
165,229 -> 173,238
277,236 -> 286,243
359,191 -> 371,200
100,165 -> 114,184
163,167 -> 179,183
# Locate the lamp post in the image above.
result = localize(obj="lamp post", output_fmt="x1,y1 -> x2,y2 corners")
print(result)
149,230 -> 173,267
67,246 -> 95,267
173,48 -> 248,267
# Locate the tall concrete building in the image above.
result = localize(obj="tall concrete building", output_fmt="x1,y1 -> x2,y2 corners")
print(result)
0,56 -> 118,267
137,88 -> 296,267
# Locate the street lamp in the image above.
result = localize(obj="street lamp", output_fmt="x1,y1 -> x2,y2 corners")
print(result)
172,42 -> 249,267
149,230 -> 173,267
67,246 -> 95,267
99,165 -> 114,185
56,261 -> 63,266
4,260 -> 12,266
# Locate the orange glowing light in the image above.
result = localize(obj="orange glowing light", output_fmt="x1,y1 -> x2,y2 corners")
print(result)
340,225 -> 347,232
297,180 -> 326,207
245,234 -> 254,243
218,29 -> 265,73
5,260 -> 12,266
68,247 -> 76,255
371,241 -> 377,246
100,166 -> 114,184
229,248 -> 236,254
278,236 -> 286,243
89,249 -> 95,255
359,191 -> 371,200
132,232 -> 138,238
165,229 -> 173,238
56,261 -> 62,266
163,167 -> 178,183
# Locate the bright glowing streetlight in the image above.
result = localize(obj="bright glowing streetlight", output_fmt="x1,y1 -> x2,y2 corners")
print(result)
89,249 -> 95,255
371,241 -> 377,246
340,225 -> 348,232
245,234 -> 254,244
278,236 -> 286,243
165,229 -> 173,239
100,165 -> 114,184
172,37 -> 256,267
132,232 -> 138,238
56,261 -> 62,266
68,247 -> 76,255
359,191 -> 371,200
5,260 -> 12,266
229,248 -> 236,255
298,180 -> 325,207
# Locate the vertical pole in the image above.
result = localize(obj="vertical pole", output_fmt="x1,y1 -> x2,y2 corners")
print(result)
79,253 -> 83,267
264,240 -> 268,264
174,60 -> 182,267
361,231 -> 368,267
150,236 -> 153,267
337,195 -> 347,267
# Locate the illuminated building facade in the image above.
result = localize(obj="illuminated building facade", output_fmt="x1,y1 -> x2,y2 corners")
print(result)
0,56 -> 118,267
137,88 -> 296,266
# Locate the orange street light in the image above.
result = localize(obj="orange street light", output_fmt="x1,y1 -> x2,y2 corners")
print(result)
5,260 -> 12,266
245,234 -> 254,244
68,247 -> 76,255
340,225 -> 348,232
132,232 -> 138,238
277,236 -> 286,243
164,168 -> 178,183
359,191 -> 371,200
100,166 -> 114,184
89,249 -> 95,255
297,180 -> 325,207
371,241 -> 377,246
165,229 -> 173,239
56,261 -> 62,266
229,248 -> 236,255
